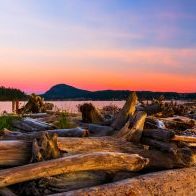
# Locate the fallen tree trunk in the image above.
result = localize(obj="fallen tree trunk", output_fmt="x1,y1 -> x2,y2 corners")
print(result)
55,167 -> 196,196
1,137 -> 195,168
0,127 -> 88,140
12,118 -> 54,132
0,152 -> 148,188
58,137 -> 195,168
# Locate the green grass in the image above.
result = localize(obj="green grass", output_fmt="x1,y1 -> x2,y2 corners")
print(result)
0,115 -> 21,130
55,112 -> 72,129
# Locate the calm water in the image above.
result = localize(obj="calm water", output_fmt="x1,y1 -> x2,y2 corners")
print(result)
0,101 -> 125,114
0,100 -> 190,114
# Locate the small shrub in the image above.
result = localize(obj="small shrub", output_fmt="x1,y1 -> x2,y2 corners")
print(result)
55,112 -> 71,129
0,115 -> 21,130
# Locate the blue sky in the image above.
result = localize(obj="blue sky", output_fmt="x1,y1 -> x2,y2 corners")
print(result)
0,0 -> 195,92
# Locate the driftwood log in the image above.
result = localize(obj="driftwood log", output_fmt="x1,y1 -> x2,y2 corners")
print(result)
0,127 -> 88,140
0,152 -> 148,188
54,167 -> 196,196
0,140 -> 31,166
1,135 -> 195,168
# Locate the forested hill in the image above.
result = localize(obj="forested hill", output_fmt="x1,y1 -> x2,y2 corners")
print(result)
42,84 -> 196,100
0,86 -> 27,101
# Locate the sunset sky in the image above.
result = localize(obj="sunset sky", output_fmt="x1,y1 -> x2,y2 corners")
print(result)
0,0 -> 195,93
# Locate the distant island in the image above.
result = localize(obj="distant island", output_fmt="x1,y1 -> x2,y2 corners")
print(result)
42,84 -> 196,101
0,84 -> 195,101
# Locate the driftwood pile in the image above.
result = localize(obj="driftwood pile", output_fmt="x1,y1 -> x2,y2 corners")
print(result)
0,92 -> 196,195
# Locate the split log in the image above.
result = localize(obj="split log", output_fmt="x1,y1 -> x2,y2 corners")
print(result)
111,92 -> 138,130
172,135 -> 196,143
116,111 -> 147,142
55,167 -> 196,196
0,152 -> 148,188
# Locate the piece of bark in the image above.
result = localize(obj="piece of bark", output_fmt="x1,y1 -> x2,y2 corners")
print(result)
54,167 -> 196,196
142,129 -> 175,141
0,188 -> 16,196
0,152 -> 148,188
116,111 -> 147,142
172,135 -> 196,143
111,92 -> 138,130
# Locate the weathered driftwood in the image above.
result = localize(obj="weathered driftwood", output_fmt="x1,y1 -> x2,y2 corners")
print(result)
0,152 -> 148,188
0,127 -> 88,140
12,118 -> 54,132
88,124 -> 114,136
111,92 -> 138,130
0,140 -> 31,166
1,136 -> 194,168
142,129 -> 175,141
57,137 -> 194,168
172,135 -> 196,143
79,103 -> 103,124
31,132 -> 60,162
116,111 -> 147,142
54,167 -> 196,196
